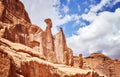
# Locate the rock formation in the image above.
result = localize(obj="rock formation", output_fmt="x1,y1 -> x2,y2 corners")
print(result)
73,54 -> 83,68
0,0 -> 119,77
83,52 -> 120,77
1,0 -> 31,23
0,37 -> 103,77
54,27 -> 73,65
0,0 -> 72,65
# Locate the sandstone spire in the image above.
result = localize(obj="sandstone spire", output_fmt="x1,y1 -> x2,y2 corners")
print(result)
44,18 -> 52,29
54,27 -> 73,65
44,18 -> 57,63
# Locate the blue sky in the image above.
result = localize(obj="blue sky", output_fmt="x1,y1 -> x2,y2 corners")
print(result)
21,0 -> 120,59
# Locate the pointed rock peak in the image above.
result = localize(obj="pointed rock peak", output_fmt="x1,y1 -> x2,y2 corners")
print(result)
59,27 -> 64,34
44,18 -> 52,28
60,27 -> 63,32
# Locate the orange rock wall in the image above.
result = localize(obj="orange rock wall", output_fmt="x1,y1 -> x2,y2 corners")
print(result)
0,0 -> 73,65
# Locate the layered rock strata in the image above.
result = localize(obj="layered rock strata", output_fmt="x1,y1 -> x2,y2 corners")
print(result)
83,52 -> 120,77
0,0 -> 73,65
0,0 -> 119,77
0,37 -> 103,77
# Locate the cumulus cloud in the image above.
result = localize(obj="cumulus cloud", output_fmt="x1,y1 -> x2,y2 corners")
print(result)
67,8 -> 120,59
21,0 -> 73,34
81,0 -> 109,22
113,0 -> 120,5
81,0 -> 120,23
21,0 -> 120,59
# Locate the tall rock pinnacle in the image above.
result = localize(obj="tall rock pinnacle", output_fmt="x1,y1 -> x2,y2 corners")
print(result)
44,18 -> 57,63
54,27 -> 73,65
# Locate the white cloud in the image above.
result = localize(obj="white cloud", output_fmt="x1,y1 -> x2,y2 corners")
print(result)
62,5 -> 69,14
21,0 -> 120,59
106,0 -> 120,7
90,0 -> 109,12
81,12 -> 97,22
81,0 -> 120,23
81,0 -> 110,22
67,8 -> 120,59
21,0 -> 72,34
113,0 -> 120,5
84,8 -> 89,13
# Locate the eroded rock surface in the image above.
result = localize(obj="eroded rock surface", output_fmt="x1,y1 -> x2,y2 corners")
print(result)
73,54 -> 83,68
0,0 -> 119,77
54,28 -> 73,65
83,52 -> 120,77
1,0 -> 31,23
0,38 -> 103,77
0,0 -> 73,65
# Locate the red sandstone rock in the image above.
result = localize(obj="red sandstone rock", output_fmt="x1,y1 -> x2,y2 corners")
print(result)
54,28 -> 73,65
1,0 -> 31,23
44,18 -> 57,63
0,37 -> 103,77
0,1 -> 4,19
0,0 -> 118,77
73,54 -> 83,68
0,0 -> 73,65
83,52 -> 120,77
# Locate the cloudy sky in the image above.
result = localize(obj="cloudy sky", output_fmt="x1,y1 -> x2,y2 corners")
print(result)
21,0 -> 120,59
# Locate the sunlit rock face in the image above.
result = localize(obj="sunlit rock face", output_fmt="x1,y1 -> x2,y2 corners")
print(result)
0,0 -> 73,65
54,28 -> 73,65
73,54 -> 83,68
83,52 -> 120,77
0,0 -> 119,77
1,0 -> 31,23
0,38 -> 103,77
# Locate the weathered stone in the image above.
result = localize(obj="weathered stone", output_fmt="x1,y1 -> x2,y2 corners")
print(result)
79,54 -> 83,68
1,0 -> 31,23
0,0 -> 73,65
83,52 -> 120,77
54,28 -> 73,65
73,54 -> 83,68
44,18 -> 57,63
0,0 -> 118,77
0,1 -> 4,19
0,37 -> 103,77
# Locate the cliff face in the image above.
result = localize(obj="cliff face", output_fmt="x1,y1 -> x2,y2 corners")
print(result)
0,38 -> 103,77
1,0 -> 31,23
0,0 -> 72,65
0,0 -> 119,77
